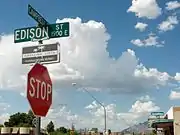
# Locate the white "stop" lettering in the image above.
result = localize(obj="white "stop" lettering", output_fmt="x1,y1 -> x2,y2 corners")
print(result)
29,77 -> 52,101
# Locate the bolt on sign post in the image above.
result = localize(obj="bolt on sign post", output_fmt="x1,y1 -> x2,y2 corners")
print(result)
14,4 -> 70,135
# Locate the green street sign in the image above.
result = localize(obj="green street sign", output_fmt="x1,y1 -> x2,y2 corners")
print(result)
14,22 -> 69,43
151,112 -> 164,116
28,4 -> 48,26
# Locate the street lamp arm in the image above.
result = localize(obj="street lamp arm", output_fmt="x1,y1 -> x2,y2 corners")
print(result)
83,88 -> 105,108
82,88 -> 107,132
72,83 -> 107,132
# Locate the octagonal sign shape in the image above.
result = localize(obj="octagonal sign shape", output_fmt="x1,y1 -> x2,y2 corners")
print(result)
27,63 -> 52,117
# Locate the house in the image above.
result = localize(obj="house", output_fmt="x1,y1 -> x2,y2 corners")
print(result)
149,106 -> 180,135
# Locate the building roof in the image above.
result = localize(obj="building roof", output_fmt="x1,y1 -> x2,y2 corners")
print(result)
151,119 -> 173,128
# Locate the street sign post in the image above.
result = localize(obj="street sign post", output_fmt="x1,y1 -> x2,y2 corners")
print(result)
27,63 -> 52,117
14,4 -> 70,135
14,22 -> 69,43
22,42 -> 60,64
28,4 -> 48,26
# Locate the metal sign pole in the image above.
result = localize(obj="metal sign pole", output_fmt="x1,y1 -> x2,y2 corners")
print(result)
36,116 -> 41,135
35,39 -> 43,135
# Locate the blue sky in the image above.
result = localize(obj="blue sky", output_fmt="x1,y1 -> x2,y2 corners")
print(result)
1,0 -> 180,131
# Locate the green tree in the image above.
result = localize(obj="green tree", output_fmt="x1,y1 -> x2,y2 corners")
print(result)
4,121 -> 10,127
0,124 -> 3,127
4,110 -> 35,127
26,110 -> 35,126
57,126 -> 67,133
47,121 -> 55,133
74,131 -> 79,135
67,129 -> 71,135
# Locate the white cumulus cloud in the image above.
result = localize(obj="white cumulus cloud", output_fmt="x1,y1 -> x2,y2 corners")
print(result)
169,73 -> 180,100
0,17 -> 172,95
0,97 -> 11,124
169,90 -> 180,100
127,0 -> 162,19
135,22 -> 148,32
0,113 -> 10,124
158,16 -> 179,32
129,99 -> 160,114
83,95 -> 159,130
131,33 -> 164,47
134,64 -> 170,83
166,1 -> 180,10
174,73 -> 180,81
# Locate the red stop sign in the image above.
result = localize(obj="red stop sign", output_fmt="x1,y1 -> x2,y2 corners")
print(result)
27,63 -> 52,117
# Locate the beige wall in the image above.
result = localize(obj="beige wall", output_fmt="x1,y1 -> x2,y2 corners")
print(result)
0,127 -> 47,135
173,107 -> 180,135
111,132 -> 121,135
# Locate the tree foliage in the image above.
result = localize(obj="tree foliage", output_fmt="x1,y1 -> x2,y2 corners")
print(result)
47,121 -> 55,133
4,110 -> 35,127
57,127 -> 68,133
